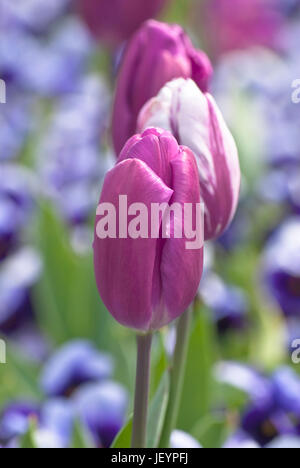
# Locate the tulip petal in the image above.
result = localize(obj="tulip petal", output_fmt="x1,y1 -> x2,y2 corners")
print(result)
118,128 -> 180,187
138,78 -> 241,240
112,21 -> 212,155
152,148 -> 203,329
94,158 -> 173,331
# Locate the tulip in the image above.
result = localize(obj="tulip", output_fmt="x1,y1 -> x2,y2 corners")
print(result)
202,0 -> 282,57
112,20 -> 213,155
93,128 -> 203,332
138,78 -> 241,241
77,0 -> 168,47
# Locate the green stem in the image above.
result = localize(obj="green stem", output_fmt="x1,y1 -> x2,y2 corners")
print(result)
158,306 -> 192,448
131,333 -> 153,448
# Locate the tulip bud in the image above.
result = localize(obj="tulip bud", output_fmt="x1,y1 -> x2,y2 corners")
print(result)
112,20 -> 213,155
203,0 -> 282,57
94,128 -> 203,332
77,0 -> 168,48
138,78 -> 241,240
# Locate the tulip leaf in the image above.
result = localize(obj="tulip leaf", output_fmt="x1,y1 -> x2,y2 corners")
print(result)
191,413 -> 229,449
111,416 -> 133,449
147,372 -> 170,448
111,372 -> 170,450
177,304 -> 217,431
33,202 -> 111,347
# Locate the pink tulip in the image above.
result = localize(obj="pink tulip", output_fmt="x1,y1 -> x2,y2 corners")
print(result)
203,0 -> 282,56
94,128 -> 203,332
112,20 -> 213,155
77,0 -> 168,48
138,79 -> 241,241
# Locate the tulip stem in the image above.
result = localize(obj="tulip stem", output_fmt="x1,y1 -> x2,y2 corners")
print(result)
131,333 -> 153,448
158,306 -> 192,448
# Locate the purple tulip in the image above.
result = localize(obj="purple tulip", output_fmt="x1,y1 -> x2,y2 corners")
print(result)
112,20 -> 213,155
78,0 -> 168,48
94,128 -> 203,332
138,78 -> 241,241
74,381 -> 128,448
40,340 -> 114,397
203,0 -> 283,57
261,218 -> 300,318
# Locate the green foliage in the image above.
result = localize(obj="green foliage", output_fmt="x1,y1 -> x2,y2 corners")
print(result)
177,304 -> 218,431
72,420 -> 94,449
147,373 -> 170,448
111,416 -> 133,449
0,342 -> 41,404
20,419 -> 38,449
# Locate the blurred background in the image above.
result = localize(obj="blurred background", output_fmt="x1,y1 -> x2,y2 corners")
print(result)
1,0 -> 300,449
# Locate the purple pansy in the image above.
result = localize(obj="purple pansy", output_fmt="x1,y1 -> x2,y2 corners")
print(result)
73,381 -> 129,448
262,218 -> 300,318
0,248 -> 42,333
200,274 -> 249,333
40,340 -> 114,397
216,362 -> 300,447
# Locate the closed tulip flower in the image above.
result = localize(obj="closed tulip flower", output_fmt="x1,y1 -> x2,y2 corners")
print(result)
93,128 -> 203,332
138,78 -> 241,240
203,0 -> 283,57
112,20 -> 213,155
77,0 -> 168,47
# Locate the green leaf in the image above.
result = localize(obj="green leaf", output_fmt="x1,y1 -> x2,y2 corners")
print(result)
111,416 -> 133,449
20,419 -> 38,449
0,341 -> 41,405
32,202 -> 110,346
177,304 -> 217,431
147,372 -> 170,448
111,370 -> 170,449
72,419 -> 94,449
191,413 -> 229,449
